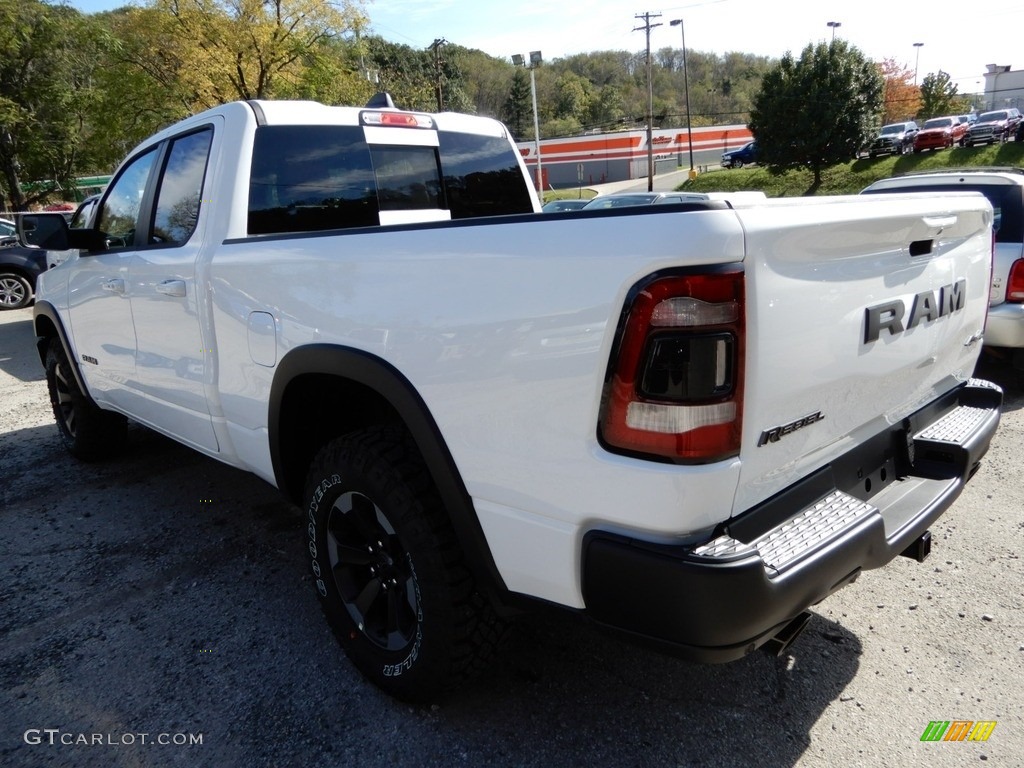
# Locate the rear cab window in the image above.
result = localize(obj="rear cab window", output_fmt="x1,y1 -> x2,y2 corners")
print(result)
247,112 -> 533,237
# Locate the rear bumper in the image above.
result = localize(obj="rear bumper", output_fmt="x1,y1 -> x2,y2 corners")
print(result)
582,378 -> 1002,662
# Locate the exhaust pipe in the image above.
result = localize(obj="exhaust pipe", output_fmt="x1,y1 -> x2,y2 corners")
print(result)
760,611 -> 812,657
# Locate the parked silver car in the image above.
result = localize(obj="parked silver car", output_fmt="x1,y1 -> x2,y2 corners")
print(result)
862,169 -> 1024,378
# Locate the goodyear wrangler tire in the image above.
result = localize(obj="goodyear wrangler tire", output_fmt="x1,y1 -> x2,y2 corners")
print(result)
45,339 -> 127,461
304,426 -> 503,702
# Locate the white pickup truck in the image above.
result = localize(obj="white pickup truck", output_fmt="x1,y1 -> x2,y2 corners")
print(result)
22,96 -> 1002,702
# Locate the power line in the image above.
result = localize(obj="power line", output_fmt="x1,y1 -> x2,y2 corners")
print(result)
633,12 -> 662,191
428,38 -> 447,112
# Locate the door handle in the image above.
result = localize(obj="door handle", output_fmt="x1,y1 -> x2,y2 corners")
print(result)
156,279 -> 186,298
101,278 -> 125,294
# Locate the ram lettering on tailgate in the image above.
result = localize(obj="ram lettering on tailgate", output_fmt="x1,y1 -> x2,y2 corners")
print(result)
864,279 -> 966,343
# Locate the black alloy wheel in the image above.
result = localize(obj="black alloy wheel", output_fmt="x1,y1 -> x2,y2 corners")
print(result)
326,489 -> 420,652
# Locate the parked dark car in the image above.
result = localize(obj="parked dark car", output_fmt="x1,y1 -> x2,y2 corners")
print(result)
579,192 -> 715,209
869,122 -> 919,157
964,108 -> 1022,146
541,199 -> 589,213
721,141 -> 757,169
0,243 -> 48,310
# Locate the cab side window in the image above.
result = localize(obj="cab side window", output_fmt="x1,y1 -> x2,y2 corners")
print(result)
96,147 -> 158,251
150,128 -> 213,246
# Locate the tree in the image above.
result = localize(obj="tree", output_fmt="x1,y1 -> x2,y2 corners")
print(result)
918,71 -> 964,120
0,0 -> 104,210
153,0 -> 369,107
553,72 -> 592,123
749,40 -> 882,192
502,69 -> 531,140
877,58 -> 920,123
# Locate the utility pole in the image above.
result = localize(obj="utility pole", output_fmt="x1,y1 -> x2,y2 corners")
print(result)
430,38 -> 447,111
634,12 -> 662,192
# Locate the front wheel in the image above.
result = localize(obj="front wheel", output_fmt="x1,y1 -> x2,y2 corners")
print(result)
0,273 -> 32,310
732,158 -> 744,169
305,427 -> 504,702
45,339 -> 127,460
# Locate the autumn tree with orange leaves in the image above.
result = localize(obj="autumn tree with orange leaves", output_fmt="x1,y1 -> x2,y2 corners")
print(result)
878,58 -> 920,123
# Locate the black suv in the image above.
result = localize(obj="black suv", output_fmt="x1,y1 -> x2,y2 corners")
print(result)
0,242 -> 48,310
869,121 -> 919,157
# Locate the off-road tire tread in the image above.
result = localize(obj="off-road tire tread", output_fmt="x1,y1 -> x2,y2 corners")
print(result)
308,426 -> 506,702
45,339 -> 127,461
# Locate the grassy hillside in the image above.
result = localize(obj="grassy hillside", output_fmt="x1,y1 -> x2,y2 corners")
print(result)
681,141 -> 1024,197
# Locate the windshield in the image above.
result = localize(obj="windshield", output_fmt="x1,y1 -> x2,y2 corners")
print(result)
923,118 -> 952,129
978,111 -> 1007,122
880,125 -> 905,135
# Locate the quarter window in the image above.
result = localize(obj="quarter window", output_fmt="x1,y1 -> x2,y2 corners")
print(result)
150,128 -> 213,246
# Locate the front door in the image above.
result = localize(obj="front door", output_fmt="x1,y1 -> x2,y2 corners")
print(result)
67,147 -> 159,410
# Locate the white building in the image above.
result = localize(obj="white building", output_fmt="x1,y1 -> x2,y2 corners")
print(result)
983,64 -> 1024,111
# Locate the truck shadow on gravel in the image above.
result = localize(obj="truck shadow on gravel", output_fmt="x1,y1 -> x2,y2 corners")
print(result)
0,313 -> 43,383
0,418 -> 859,768
448,611 -> 861,767
974,354 -> 1024,412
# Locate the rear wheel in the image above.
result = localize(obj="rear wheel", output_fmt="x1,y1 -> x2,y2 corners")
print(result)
45,339 -> 127,460
305,426 -> 504,702
0,273 -> 32,310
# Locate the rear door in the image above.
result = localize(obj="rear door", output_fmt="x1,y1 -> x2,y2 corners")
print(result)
127,124 -> 218,452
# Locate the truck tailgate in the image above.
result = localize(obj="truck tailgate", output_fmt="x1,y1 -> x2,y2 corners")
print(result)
733,194 -> 993,514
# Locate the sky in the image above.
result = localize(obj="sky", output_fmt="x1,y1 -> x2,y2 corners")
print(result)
66,0 -> 1024,95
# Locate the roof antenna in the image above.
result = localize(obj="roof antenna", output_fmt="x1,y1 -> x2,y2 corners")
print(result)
366,92 -> 398,109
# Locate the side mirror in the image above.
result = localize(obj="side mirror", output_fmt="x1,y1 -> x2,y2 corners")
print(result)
18,212 -> 106,253
18,213 -> 70,250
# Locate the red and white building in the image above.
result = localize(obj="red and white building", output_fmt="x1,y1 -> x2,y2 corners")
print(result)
516,124 -> 754,188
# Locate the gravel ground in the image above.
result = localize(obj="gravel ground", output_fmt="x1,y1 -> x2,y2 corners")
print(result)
1,304 -> 1022,768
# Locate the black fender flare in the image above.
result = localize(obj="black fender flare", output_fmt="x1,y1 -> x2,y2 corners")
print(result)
32,301 -> 100,408
269,344 -> 512,605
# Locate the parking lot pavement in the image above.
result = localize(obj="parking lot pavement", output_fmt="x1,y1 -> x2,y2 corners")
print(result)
1,304 -> 1022,767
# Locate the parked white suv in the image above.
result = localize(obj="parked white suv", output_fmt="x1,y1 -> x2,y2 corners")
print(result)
862,169 -> 1024,376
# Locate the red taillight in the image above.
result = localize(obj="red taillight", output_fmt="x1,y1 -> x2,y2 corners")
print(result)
600,269 -> 745,463
1007,258 -> 1024,303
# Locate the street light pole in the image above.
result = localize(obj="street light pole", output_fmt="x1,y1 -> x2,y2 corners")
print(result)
669,19 -> 695,178
512,51 -> 544,194
913,42 -> 924,86
826,21 -> 841,42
